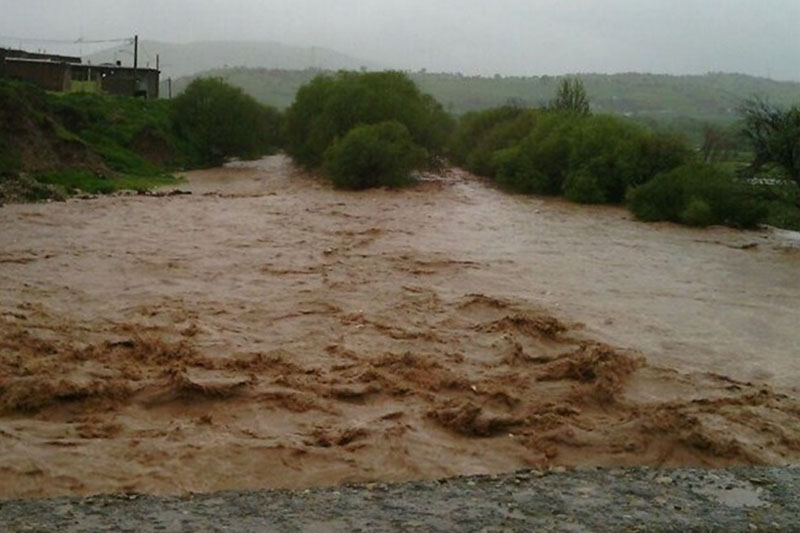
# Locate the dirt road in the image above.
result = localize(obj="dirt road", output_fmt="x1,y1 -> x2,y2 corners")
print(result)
1,156 -> 799,499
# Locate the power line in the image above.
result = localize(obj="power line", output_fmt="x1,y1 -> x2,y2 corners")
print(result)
77,37 -> 135,45
0,34 -> 133,45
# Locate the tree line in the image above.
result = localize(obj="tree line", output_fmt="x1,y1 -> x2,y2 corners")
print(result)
121,74 -> 800,229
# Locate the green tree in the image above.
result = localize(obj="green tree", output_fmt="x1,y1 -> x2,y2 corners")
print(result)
551,78 -> 590,116
283,71 -> 452,169
172,78 -> 281,165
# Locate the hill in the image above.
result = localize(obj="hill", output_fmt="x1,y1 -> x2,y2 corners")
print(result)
165,69 -> 800,117
86,40 -> 379,79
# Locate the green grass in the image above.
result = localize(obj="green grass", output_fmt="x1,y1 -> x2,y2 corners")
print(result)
35,170 -> 179,195
39,91 -> 192,195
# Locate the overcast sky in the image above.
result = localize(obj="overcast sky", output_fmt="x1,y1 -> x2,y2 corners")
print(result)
1,0 -> 799,80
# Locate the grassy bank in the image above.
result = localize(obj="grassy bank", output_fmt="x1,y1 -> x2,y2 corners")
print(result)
34,171 -> 178,195
0,80 -> 190,201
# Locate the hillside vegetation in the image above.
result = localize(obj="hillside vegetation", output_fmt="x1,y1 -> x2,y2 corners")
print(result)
0,78 -> 280,202
1,80 -> 180,200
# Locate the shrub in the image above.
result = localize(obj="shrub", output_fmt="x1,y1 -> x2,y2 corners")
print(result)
680,198 -> 714,227
482,111 -> 691,201
636,131 -> 696,186
765,197 -> 800,230
449,106 -> 526,167
464,110 -> 540,176
758,182 -> 800,230
567,115 -> 654,203
284,71 -> 452,169
494,147 -> 550,195
563,168 -> 607,204
628,163 -> 767,228
515,112 -> 583,194
323,121 -> 427,190
172,78 -> 280,165
494,114 -> 578,196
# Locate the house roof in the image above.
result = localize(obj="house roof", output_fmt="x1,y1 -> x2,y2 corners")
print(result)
4,56 -> 159,74
0,47 -> 81,63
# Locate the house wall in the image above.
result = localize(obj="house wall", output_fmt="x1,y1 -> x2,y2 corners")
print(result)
3,60 -> 70,91
2,48 -> 159,98
141,71 -> 160,99
97,68 -> 160,99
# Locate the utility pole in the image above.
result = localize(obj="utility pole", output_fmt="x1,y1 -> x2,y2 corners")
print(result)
156,54 -> 160,71
168,78 -> 172,99
133,34 -> 139,97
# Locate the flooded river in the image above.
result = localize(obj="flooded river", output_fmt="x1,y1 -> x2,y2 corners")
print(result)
1,155 -> 798,498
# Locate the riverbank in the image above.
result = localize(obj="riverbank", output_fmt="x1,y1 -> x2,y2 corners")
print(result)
1,467 -> 797,532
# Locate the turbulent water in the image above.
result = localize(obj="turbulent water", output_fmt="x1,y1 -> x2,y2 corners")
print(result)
1,155 -> 799,499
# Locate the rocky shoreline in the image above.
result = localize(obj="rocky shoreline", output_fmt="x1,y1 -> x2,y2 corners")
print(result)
1,467 -> 798,532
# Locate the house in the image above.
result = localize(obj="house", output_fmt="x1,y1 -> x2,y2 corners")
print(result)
0,47 -> 160,99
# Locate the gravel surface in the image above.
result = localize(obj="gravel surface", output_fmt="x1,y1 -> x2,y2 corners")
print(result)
1,467 -> 798,532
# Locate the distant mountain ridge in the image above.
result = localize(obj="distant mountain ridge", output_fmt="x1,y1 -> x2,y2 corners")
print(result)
164,67 -> 800,122
85,40 -> 380,78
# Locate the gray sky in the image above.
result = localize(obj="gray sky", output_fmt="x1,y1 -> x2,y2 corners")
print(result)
1,0 -> 799,80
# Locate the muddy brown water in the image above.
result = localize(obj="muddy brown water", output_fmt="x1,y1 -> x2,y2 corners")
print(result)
1,155 -> 799,499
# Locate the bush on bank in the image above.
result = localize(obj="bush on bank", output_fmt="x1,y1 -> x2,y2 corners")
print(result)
449,104 -> 782,229
627,163 -> 767,228
283,71 -> 452,187
172,77 -> 282,165
451,107 -> 695,204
